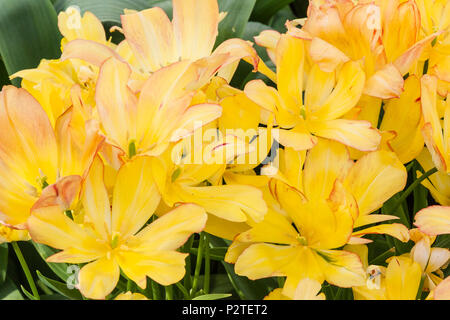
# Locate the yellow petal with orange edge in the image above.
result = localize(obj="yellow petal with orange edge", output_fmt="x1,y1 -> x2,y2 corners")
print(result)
32,175 -> 82,212
309,37 -> 350,72
214,39 -> 259,82
234,243 -> 298,280
58,9 -> 106,42
434,276 -> 450,300
264,288 -> 290,300
96,57 -> 137,150
394,33 -> 440,75
302,138 -> 351,201
380,76 -> 424,164
344,150 -> 407,217
352,223 -> 410,243
385,256 -> 422,300
236,210 -> 298,245
81,157 -> 111,240
244,79 -> 281,115
111,156 -> 161,240
172,0 -> 219,60
78,257 -> 120,299
130,203 -> 206,252
121,7 -> 176,73
254,30 -> 280,64
314,249 -> 366,288
308,119 -> 381,151
170,103 -> 222,142
176,184 -> 267,223
363,64 -> 404,99
421,75 -> 447,172
62,39 -> 124,66
116,249 -> 187,288
225,241 -> 252,264
426,247 -> 450,273
27,206 -> 106,263
276,34 -> 304,114
310,61 -> 365,120
414,206 -> 450,236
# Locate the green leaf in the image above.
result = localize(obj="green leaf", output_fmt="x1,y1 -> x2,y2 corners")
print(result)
0,0 -> 62,86
192,293 -> 231,300
54,0 -> 167,25
251,0 -> 295,23
268,5 -> 296,33
215,0 -> 257,46
0,243 -> 7,284
0,278 -> 23,300
20,285 -> 38,300
37,271 -> 83,300
32,243 -> 70,282
0,59 -> 11,87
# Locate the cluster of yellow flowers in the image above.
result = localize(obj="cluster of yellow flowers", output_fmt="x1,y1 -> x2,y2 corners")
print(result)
0,0 -> 449,300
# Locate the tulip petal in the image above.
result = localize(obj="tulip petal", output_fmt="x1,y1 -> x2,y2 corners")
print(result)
78,257 -> 120,299
415,206 -> 450,236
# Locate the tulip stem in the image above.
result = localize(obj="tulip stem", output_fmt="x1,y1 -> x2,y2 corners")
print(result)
191,233 -> 205,296
390,167 -> 437,226
203,234 -> 210,294
12,242 -> 40,300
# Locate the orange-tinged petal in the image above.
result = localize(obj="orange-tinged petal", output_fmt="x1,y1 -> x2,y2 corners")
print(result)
278,126 -> 318,151
344,150 -> 407,217
78,257 -> 120,299
27,206 -> 106,263
308,119 -> 381,151
414,206 -> 450,236
426,247 -> 450,273
172,0 -> 219,60
309,37 -> 350,72
173,184 -> 267,223
96,57 -> 137,151
434,277 -> 450,300
204,214 -> 251,241
61,39 -> 124,66
352,223 -> 410,242
111,156 -> 161,240
363,64 -> 404,99
121,7 -> 176,73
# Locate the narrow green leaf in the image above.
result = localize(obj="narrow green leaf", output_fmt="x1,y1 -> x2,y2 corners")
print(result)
0,243 -> 7,284
215,0 -> 257,46
54,0 -> 167,25
0,58 -> 10,87
0,0 -> 61,86
251,0 -> 294,23
33,243 -> 70,281
192,293 -> 231,300
20,285 -> 38,300
37,271 -> 82,300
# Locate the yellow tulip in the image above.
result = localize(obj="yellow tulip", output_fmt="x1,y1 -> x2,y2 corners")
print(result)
264,278 -> 325,300
0,224 -> 30,244
0,86 -> 101,228
245,33 -> 381,152
27,156 -> 207,299
353,255 -> 422,300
